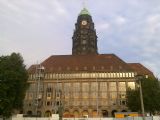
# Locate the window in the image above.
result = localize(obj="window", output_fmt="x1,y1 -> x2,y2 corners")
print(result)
110,100 -> 117,105
128,82 -> 135,90
119,66 -> 122,70
100,82 -> 107,91
113,73 -> 116,77
119,92 -> 126,99
122,73 -> 125,77
75,67 -> 79,70
29,103 -> 32,106
64,83 -> 71,98
132,73 -> 135,77
119,73 -> 123,77
50,74 -> 52,79
110,73 -> 113,78
93,66 -> 96,70
129,73 -> 132,77
52,74 -> 55,79
108,73 -> 111,78
101,73 -> 105,78
119,82 -> 126,91
120,100 -> 126,105
47,83 -> 53,92
110,66 -> 113,70
67,67 -> 70,70
58,67 -> 61,71
90,82 -> 98,98
126,73 -> 128,77
100,82 -> 107,98
117,73 -> 120,77
47,101 -> 51,106
92,73 -> 96,78
101,66 -> 104,70
73,83 -> 80,98
47,93 -> 51,99
110,92 -> 117,99
82,83 -> 89,98
109,82 -> 117,91
84,66 -> 87,70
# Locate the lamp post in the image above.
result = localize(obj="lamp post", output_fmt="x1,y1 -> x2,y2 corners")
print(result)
136,75 -> 145,120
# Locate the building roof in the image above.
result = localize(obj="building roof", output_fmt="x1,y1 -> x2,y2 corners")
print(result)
128,63 -> 154,76
28,54 -> 154,77
28,54 -> 135,73
79,7 -> 90,16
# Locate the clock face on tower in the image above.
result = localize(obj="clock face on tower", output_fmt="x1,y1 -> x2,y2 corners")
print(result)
81,20 -> 87,25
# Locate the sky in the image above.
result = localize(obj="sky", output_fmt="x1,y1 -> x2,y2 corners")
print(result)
0,0 -> 160,78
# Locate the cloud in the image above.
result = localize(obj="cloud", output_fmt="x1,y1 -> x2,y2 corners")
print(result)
97,22 -> 110,31
115,16 -> 127,26
146,14 -> 160,34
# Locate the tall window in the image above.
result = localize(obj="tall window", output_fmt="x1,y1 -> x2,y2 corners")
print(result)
82,82 -> 89,98
119,82 -> 126,91
128,82 -> 135,90
47,93 -> 51,100
109,82 -> 117,91
100,82 -> 107,98
90,82 -> 98,98
46,83 -> 53,99
73,83 -> 80,98
55,83 -> 62,98
64,83 -> 71,98
109,82 -> 117,105
118,82 -> 126,105
47,83 -> 53,92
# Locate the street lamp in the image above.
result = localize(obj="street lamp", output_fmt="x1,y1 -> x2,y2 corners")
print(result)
136,75 -> 145,120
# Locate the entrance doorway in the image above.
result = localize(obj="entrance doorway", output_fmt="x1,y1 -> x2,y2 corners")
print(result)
102,110 -> 108,117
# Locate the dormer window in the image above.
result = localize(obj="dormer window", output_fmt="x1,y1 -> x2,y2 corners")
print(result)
119,66 -> 122,70
75,66 -> 79,70
93,66 -> 96,70
101,66 -> 104,70
110,66 -> 113,71
67,67 -> 70,71
84,66 -> 87,70
58,67 -> 61,71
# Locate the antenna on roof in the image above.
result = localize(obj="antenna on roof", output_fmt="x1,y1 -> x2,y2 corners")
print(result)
82,0 -> 87,8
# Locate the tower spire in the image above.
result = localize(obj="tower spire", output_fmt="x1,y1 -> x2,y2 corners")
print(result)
79,0 -> 90,16
82,0 -> 86,8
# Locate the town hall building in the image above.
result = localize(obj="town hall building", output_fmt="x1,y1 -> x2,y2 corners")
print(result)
23,8 -> 154,117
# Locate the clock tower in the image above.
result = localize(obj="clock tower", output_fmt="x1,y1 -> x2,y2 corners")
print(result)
72,8 -> 98,55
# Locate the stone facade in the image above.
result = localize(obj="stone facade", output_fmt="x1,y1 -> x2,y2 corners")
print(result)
24,70 -> 137,117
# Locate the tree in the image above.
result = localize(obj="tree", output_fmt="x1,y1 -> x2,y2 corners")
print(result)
126,77 -> 160,114
0,53 -> 28,118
